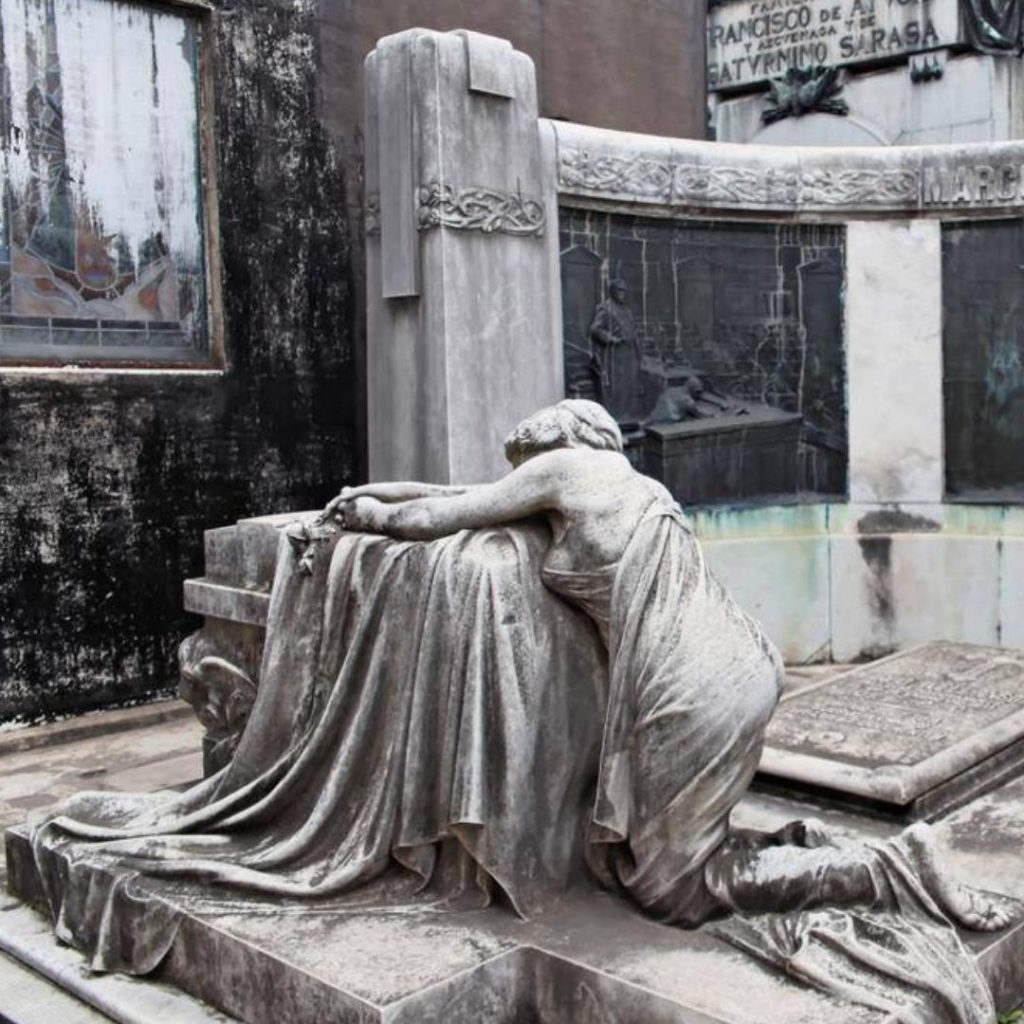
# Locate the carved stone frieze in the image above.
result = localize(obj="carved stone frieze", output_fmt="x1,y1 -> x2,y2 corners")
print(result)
559,151 -> 673,200
559,148 -> 926,210
799,169 -> 920,206
417,182 -> 546,236
673,165 -> 774,204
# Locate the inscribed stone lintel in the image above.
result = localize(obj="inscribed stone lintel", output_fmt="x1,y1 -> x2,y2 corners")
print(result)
759,642 -> 1024,819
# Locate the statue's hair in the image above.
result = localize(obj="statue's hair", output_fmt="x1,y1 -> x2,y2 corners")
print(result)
504,400 -> 623,463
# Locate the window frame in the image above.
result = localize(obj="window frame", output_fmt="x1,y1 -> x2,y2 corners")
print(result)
0,0 -> 223,373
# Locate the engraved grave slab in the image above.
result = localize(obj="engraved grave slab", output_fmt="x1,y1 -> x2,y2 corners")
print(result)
759,642 -> 1024,819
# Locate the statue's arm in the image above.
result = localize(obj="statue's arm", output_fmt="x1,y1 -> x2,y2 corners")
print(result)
590,304 -> 614,345
319,481 -> 472,524
342,481 -> 471,503
345,452 -> 569,540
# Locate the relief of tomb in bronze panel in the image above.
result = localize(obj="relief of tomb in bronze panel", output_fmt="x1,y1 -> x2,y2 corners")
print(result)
559,209 -> 847,507
942,218 -> 1024,502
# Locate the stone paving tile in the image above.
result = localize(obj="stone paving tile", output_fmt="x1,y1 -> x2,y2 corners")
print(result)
0,712 -> 203,845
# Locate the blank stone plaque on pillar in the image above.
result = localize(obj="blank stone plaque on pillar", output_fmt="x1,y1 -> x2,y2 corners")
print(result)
759,642 -> 1024,821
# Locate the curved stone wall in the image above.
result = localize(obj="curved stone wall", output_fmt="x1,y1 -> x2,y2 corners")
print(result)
546,121 -> 1024,660
363,30 -> 1023,662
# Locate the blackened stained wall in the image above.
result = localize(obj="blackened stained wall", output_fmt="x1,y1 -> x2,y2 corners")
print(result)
943,218 -> 1024,500
0,0 -> 357,721
0,1 -> 707,721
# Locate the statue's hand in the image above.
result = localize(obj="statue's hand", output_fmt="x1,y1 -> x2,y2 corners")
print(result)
317,490 -> 349,525
336,495 -> 389,534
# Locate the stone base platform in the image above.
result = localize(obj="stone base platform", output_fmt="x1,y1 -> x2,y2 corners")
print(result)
8,775 -> 1024,1024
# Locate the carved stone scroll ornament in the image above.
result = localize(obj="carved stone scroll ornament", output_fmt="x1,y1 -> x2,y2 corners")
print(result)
417,182 -> 546,236
365,192 -> 381,236
673,165 -> 773,204
559,150 -> 674,200
800,169 -> 919,205
179,645 -> 258,774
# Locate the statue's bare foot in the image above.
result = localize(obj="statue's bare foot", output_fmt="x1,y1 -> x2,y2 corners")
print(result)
773,818 -> 834,849
903,823 -> 1014,931
944,884 -> 1015,931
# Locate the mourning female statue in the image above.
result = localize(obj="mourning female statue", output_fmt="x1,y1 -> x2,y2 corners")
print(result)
30,400 -> 1010,1021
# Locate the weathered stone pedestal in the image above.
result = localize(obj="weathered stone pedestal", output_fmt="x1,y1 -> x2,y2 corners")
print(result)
7,772 -> 1024,1023
758,642 -> 1024,821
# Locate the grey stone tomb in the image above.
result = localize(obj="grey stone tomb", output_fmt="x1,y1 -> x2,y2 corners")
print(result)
760,642 -> 1024,821
6,26 -> 1024,1024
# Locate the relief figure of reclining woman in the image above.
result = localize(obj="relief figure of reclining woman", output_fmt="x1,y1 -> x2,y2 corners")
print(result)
31,400 -> 1012,1022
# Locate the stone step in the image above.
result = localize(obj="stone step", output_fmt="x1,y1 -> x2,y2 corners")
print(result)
0,899 -> 236,1024
0,949 -> 113,1024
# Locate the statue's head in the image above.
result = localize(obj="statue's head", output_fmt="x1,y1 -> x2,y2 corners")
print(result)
610,278 -> 627,302
504,399 -> 624,467
684,375 -> 704,397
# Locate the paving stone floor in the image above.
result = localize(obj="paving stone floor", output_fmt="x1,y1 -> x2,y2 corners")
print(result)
0,704 -> 203,884
0,703 -> 207,1023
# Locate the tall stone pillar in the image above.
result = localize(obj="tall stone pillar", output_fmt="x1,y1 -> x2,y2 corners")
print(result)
364,29 -> 562,484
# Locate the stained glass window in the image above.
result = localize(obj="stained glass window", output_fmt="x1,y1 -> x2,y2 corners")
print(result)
0,0 -> 208,364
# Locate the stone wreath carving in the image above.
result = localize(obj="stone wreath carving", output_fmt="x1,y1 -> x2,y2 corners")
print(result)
417,182 -> 545,235
558,148 -> 920,209
762,65 -> 849,124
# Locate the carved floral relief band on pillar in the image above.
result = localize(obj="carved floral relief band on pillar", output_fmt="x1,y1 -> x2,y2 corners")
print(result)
365,29 -> 561,484
417,182 -> 545,236
365,183 -> 546,239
